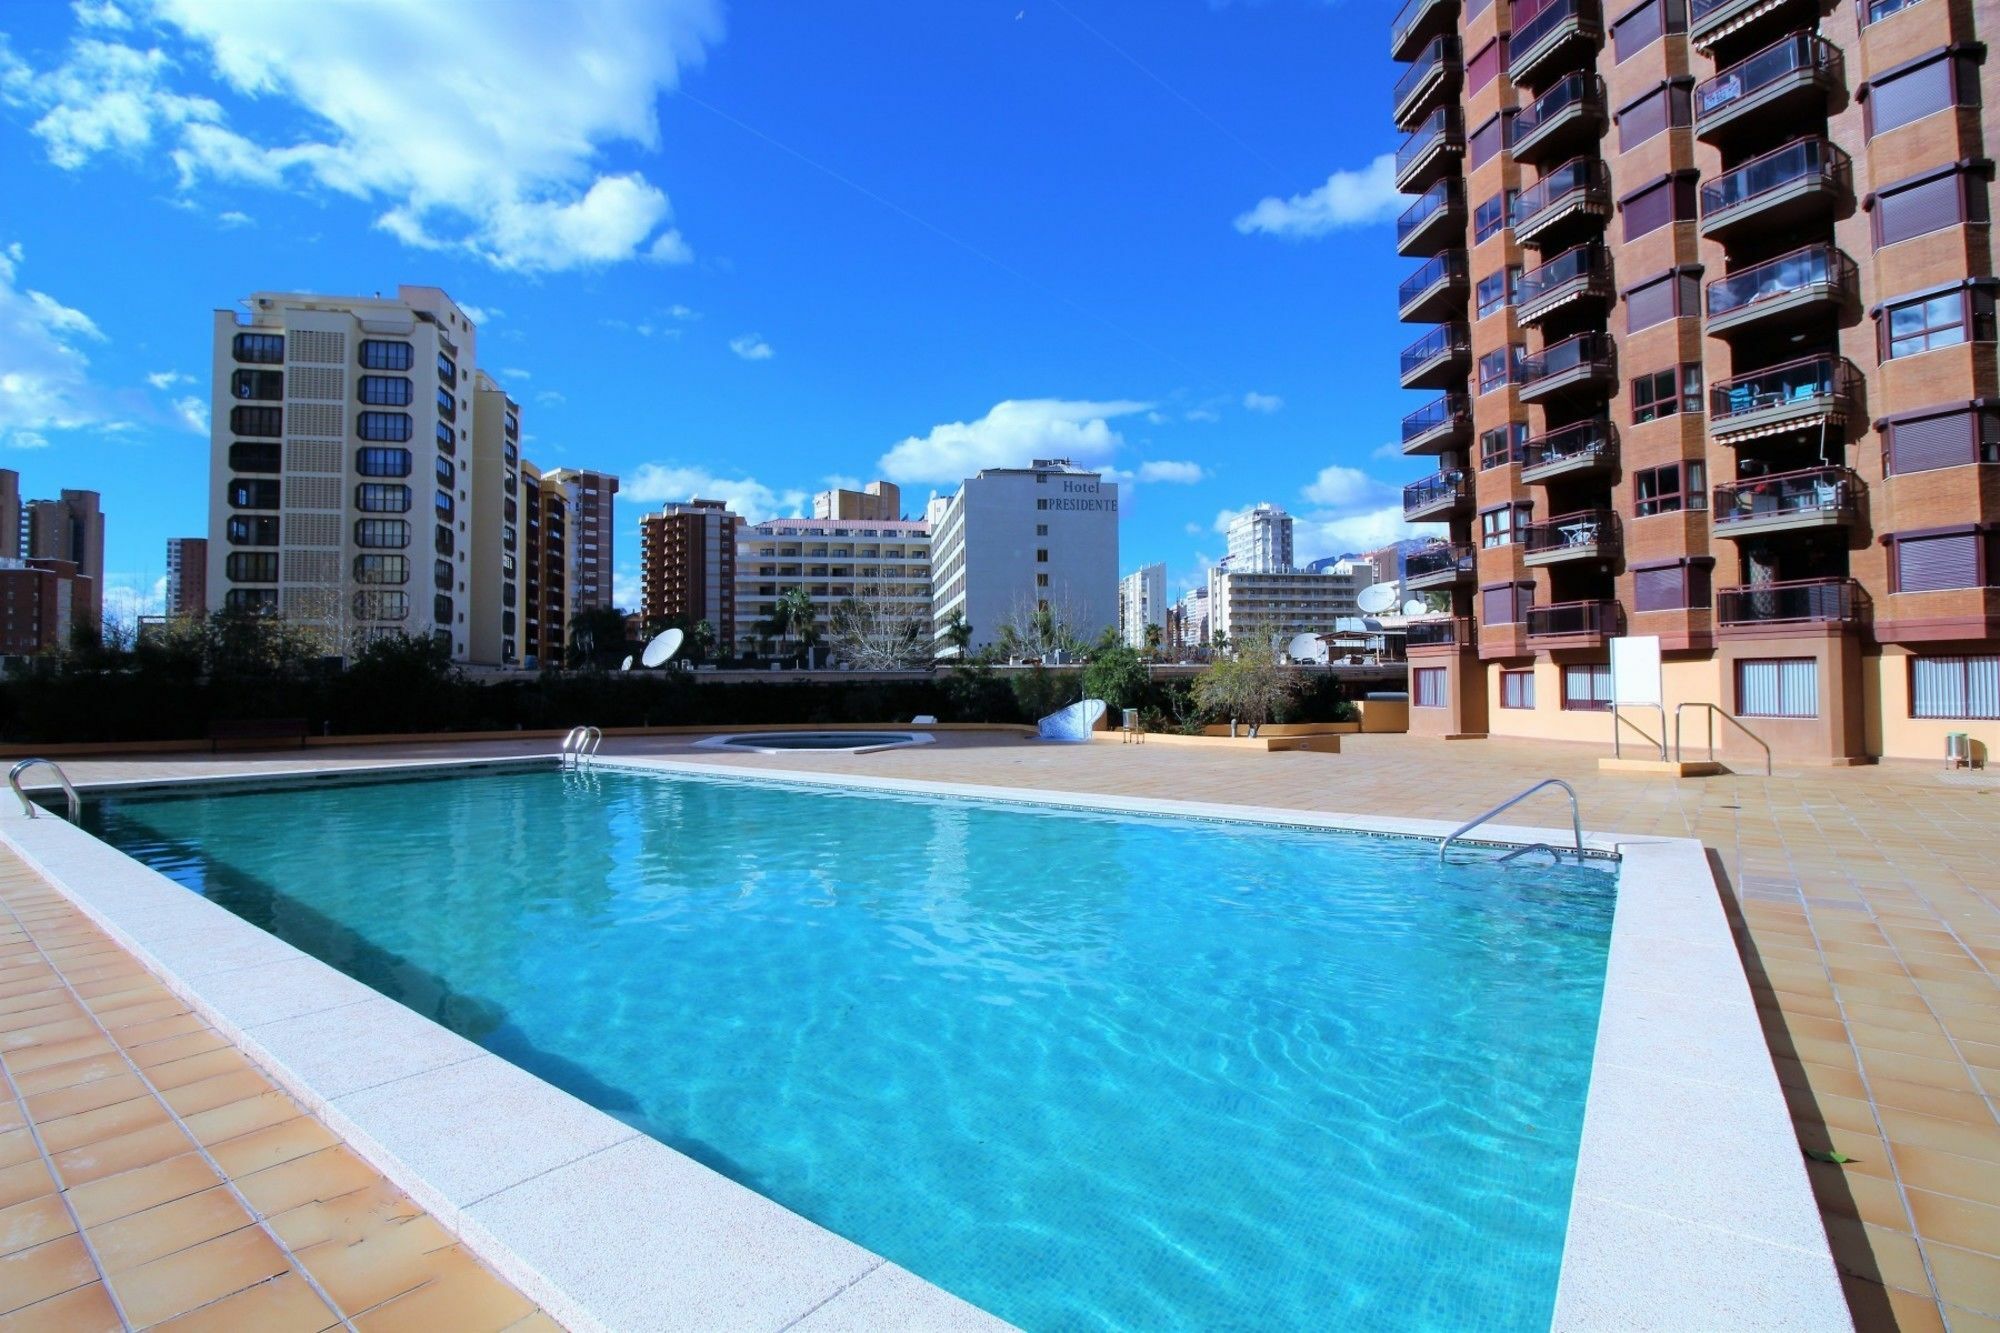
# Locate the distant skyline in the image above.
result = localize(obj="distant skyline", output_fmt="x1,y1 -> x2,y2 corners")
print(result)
0,0 -> 1437,623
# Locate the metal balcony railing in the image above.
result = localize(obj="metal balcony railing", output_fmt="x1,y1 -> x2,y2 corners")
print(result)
1400,323 -> 1470,377
1398,251 -> 1467,310
1512,73 -> 1600,150
1522,419 -> 1613,474
1394,35 -> 1462,117
1519,332 -> 1612,389
1510,0 -> 1595,74
1405,543 -> 1477,581
1396,107 -> 1463,179
1522,509 -> 1618,558
1709,354 -> 1853,425
1402,469 -> 1468,516
1398,180 -> 1462,251
1402,392 -> 1471,444
1716,578 -> 1860,627
1699,136 -> 1843,223
1405,618 -> 1470,648
1391,0 -> 1455,56
1517,243 -> 1609,310
1712,466 -> 1859,527
1695,33 -> 1836,125
1706,245 -> 1851,322
1526,599 -> 1620,637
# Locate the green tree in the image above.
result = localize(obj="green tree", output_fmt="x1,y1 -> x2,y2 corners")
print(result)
1143,622 -> 1164,660
1192,639 -> 1302,736
565,607 -> 631,670
941,608 -> 973,658
1081,644 -> 1148,713
692,618 -> 717,662
774,586 -> 817,664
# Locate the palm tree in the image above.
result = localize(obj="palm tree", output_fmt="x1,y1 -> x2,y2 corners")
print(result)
776,587 -> 816,663
1144,622 -> 1164,660
942,608 -> 972,657
692,619 -> 716,662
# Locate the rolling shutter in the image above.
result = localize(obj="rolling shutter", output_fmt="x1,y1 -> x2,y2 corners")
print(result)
1625,272 -> 1678,331
1888,408 -> 1977,473
1876,173 -> 1964,246
1613,0 -> 1662,62
1623,179 -> 1674,240
1869,56 -> 1953,137
1620,87 -> 1669,150
1895,532 -> 1978,591
1468,39 -> 1503,94
1634,565 -> 1685,612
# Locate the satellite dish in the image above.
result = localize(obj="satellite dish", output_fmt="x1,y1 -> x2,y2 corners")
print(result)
1401,600 -> 1430,617
619,655 -> 634,672
1287,633 -> 1323,662
640,628 -> 684,669
1356,583 -> 1398,615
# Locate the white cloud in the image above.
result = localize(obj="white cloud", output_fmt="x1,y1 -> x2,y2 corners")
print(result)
1136,460 -> 1206,484
1369,440 -> 1402,461
146,369 -> 192,389
1242,391 -> 1283,414
534,389 -> 566,406
729,333 -> 773,361
459,303 -> 497,325
13,0 -> 723,273
1184,407 -> 1220,423
822,474 -> 862,490
878,398 -> 1152,484
501,367 -> 530,381
215,208 -> 251,227
613,566 -> 641,612
1302,464 -> 1385,508
1211,504 -> 1252,536
623,464 -> 805,524
1233,153 -> 1401,239
73,2 -> 132,29
101,573 -> 167,628
667,303 -> 700,320
171,395 -> 207,434
1296,506 -> 1437,558
0,243 -> 125,448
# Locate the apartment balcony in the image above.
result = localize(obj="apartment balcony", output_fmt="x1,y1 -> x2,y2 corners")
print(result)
1690,0 -> 1813,51
1405,617 -> 1471,650
1402,469 -> 1470,521
1521,419 -> 1615,483
1397,180 -> 1464,258
1399,251 -> 1468,323
1705,244 -> 1853,338
1509,0 -> 1601,84
1402,392 -> 1471,454
1712,466 -> 1859,537
1395,106 -> 1464,193
1526,598 -> 1620,643
1404,543 -> 1478,590
1717,578 -> 1861,629
1511,158 -> 1611,247
1694,33 -> 1837,141
1709,355 -> 1855,445
1516,243 -> 1612,326
1518,332 -> 1613,403
1511,74 -> 1605,165
1394,35 -> 1462,130
1522,509 -> 1618,566
1698,137 -> 1846,241
1391,0 -> 1458,61
1399,323 -> 1471,389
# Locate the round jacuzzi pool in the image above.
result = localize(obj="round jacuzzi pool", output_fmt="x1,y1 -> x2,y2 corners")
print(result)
692,731 -> 936,754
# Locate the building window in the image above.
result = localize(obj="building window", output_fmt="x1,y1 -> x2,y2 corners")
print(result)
232,333 -> 283,365
231,369 -> 281,400
1890,530 -> 1989,591
1878,283 -> 1997,360
356,482 -> 410,513
1474,190 -> 1517,243
1633,558 -> 1712,611
1625,268 -> 1702,333
1871,165 -> 1989,247
1036,524 -> 1048,536
1467,37 -> 1504,94
436,526 -> 456,557
436,455 -> 456,486
1478,345 -> 1522,394
434,559 -> 453,590
356,447 -> 413,477
436,387 -> 457,421
1476,267 -> 1521,319
353,591 -> 410,622
1480,422 -> 1527,469
358,411 -> 413,442
1617,80 -> 1692,151
1562,663 -> 1614,711
226,515 -> 279,546
354,555 -> 409,585
434,594 -> 454,624
1611,0 -> 1684,61
1468,111 -> 1514,169
360,340 -> 413,370
1036,549 -> 1049,562
224,588 -> 278,614
1500,669 -> 1536,709
1036,498 -> 1049,510
1633,461 -> 1706,515
435,489 -> 455,518
227,479 -> 279,510
1482,582 -> 1532,624
228,442 -> 281,473
1632,364 -> 1703,422
1621,172 -> 1697,241
229,405 -> 282,437
1863,48 -> 1981,139
1481,503 -> 1530,548
355,519 -> 411,549
1911,655 -> 2000,719
1737,657 -> 1818,717
1036,573 -> 1050,588
358,375 -> 413,406
224,552 -> 277,583
433,420 -> 456,456
1883,404 -> 2000,474
436,352 -> 456,384
1413,667 -> 1449,708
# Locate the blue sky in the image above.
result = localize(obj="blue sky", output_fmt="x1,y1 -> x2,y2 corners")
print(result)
0,0 -> 1426,620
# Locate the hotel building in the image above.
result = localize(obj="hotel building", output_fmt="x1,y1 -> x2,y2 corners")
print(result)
928,460 -> 1120,656
1208,558 -> 1380,647
736,484 -> 932,658
1227,503 -> 1297,573
1391,0 -> 1998,761
165,537 -> 207,618
639,498 -> 740,649
1119,562 -> 1168,648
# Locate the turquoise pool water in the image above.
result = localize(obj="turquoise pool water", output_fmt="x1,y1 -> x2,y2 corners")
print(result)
91,766 -> 1616,1331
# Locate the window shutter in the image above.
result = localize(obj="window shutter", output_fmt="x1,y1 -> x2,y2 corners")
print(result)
1620,88 -> 1669,150
1869,56 -> 1954,137
1613,0 -> 1662,61
1624,179 -> 1673,240
1876,173 -> 1964,245
1482,586 -> 1514,623
1626,272 -> 1678,331
1634,565 -> 1684,611
1779,659 -> 1819,716
1974,657 -> 2000,719
1677,271 -> 1702,316
1468,39 -> 1502,94
1888,409 -> 1978,473
1469,113 -> 1508,168
1896,532 -> 1979,591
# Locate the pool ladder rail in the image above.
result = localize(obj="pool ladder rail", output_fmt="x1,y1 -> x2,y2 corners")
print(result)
559,726 -> 604,770
1438,778 -> 1596,866
8,758 -> 81,822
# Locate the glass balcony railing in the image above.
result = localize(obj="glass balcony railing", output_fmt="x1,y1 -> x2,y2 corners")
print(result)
1523,509 -> 1617,560
1700,137 -> 1841,222
1404,543 -> 1476,582
1695,33 -> 1834,124
1511,0 -> 1591,64
1402,392 -> 1470,443
1716,578 -> 1859,627
1519,332 -> 1611,388
1400,323 -> 1468,377
1710,355 -> 1851,424
1526,599 -> 1619,638
1397,180 -> 1462,249
1394,35 -> 1461,114
1512,73 -> 1598,145
1522,419 -> 1612,473
1391,0 -> 1453,56
1511,158 -> 1606,233
1398,252 -> 1466,309
1707,245 -> 1850,321
1396,106 -> 1462,178
1517,244 -> 1607,308
1402,469 -> 1467,515
1405,618 -> 1469,648
1712,467 -> 1858,528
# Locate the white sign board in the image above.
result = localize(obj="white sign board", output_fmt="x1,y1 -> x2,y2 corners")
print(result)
1610,635 -> 1663,707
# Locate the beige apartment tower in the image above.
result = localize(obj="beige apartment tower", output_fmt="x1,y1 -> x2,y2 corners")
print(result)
540,468 -> 618,620
1392,0 -> 1997,762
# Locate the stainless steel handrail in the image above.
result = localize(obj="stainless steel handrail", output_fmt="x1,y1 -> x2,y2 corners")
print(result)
8,759 -> 81,821
1439,778 -> 1586,864
1674,703 -> 1773,777
560,726 -> 604,770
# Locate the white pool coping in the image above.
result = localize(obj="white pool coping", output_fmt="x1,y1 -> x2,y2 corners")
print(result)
1,754 -> 1852,1332
690,731 -> 937,756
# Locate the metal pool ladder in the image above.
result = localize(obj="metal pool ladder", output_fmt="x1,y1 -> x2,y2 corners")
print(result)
1437,778 -> 1588,866
560,726 -> 604,770
8,759 -> 81,822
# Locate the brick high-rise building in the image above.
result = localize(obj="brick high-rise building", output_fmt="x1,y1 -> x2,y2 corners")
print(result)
21,489 -> 103,625
639,499 -> 739,650
540,468 -> 619,617
0,470 -> 18,560
165,537 -> 207,617
1392,0 -> 1997,762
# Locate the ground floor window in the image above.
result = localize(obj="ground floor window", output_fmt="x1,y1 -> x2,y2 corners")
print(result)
1737,657 -> 1818,718
1911,654 -> 2000,719
1413,667 -> 1449,708
1500,669 -> 1535,709
1561,663 -> 1612,711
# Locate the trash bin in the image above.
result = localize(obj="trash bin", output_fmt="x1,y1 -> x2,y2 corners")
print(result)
1947,732 -> 1971,770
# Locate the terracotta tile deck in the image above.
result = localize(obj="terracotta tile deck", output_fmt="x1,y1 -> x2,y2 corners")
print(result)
17,729 -> 2000,1331
0,855 -> 548,1332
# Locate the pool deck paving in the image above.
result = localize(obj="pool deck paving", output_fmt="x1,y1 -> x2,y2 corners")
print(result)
10,727 -> 2000,1332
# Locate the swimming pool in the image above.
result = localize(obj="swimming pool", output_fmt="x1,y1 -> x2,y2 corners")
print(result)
90,765 -> 1616,1331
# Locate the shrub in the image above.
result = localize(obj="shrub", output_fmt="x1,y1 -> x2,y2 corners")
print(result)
1080,646 -> 1148,713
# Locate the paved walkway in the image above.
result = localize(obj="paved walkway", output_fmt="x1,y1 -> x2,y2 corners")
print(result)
20,730 -> 2000,1332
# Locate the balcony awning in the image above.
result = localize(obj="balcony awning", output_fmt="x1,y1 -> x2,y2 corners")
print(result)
1695,0 -> 1788,47
1714,408 -> 1844,445
1519,286 -> 1588,323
